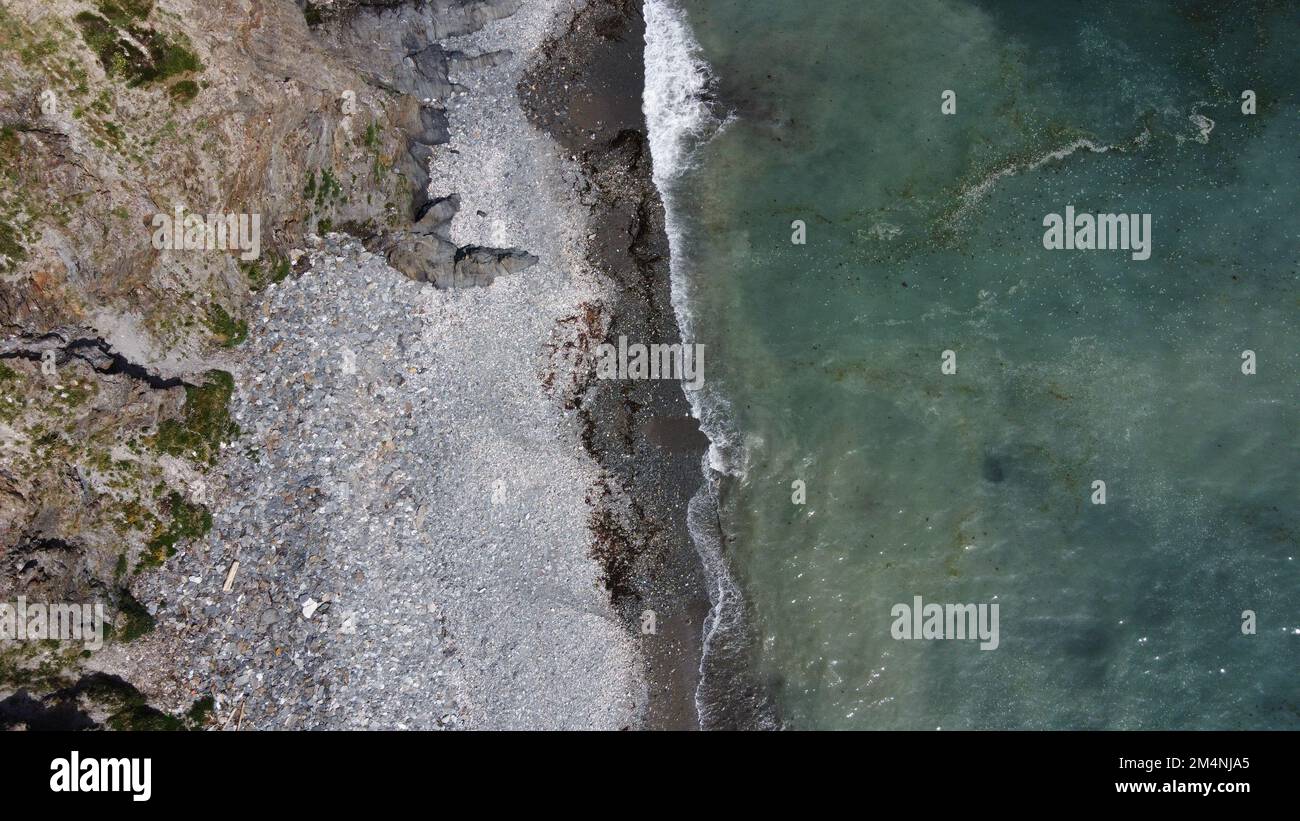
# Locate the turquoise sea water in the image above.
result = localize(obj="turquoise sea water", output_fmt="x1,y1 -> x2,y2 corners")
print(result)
648,0 -> 1300,729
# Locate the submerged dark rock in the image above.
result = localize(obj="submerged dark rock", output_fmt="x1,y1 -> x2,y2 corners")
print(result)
982,454 -> 1006,483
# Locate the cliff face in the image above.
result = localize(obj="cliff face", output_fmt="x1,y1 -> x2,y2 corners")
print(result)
0,0 -> 526,726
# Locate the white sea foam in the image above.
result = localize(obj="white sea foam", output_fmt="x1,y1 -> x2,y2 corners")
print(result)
1188,113 -> 1215,144
643,0 -> 739,478
949,129 -> 1151,225
644,0 -> 765,728
953,139 -> 1112,222
1180,103 -> 1216,145
643,0 -> 717,190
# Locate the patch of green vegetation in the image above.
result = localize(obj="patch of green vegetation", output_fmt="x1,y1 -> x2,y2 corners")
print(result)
74,7 -> 202,89
19,36 -> 59,66
153,370 -> 238,464
138,491 -> 211,570
364,120 -> 381,150
0,125 -> 19,161
107,701 -> 184,730
372,154 -> 391,184
245,255 -> 291,292
114,588 -> 156,640
111,498 -> 158,539
87,449 -> 114,473
73,13 -> 130,71
303,2 -> 326,26
0,363 -> 17,382
305,167 -> 344,210
84,676 -> 184,730
143,30 -> 201,82
167,78 -> 198,103
186,695 -> 215,726
205,304 -> 247,347
100,119 -> 126,148
0,220 -> 27,274
33,428 -> 64,454
0,643 -> 77,692
316,169 -> 342,206
101,687 -> 211,731
96,0 -> 155,27
0,658 -> 208,730
51,379 -> 96,409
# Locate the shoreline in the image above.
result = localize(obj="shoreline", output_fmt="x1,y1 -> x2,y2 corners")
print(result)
521,0 -> 712,730
637,0 -> 781,729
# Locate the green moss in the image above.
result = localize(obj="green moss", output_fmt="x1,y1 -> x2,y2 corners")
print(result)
108,705 -> 184,731
305,167 -> 344,216
34,429 -> 61,448
74,12 -> 138,77
0,644 -> 76,692
142,29 -> 201,82
102,685 -> 184,730
96,0 -> 155,27
18,36 -> 59,66
103,687 -> 212,731
111,498 -> 157,537
74,7 -> 201,89
246,255 -> 291,292
205,304 -> 247,347
0,220 -> 27,273
372,154 -> 390,183
186,695 -> 215,726
153,370 -> 238,464
0,659 -> 208,730
101,118 -> 126,146
0,125 -> 20,160
316,169 -> 342,206
167,78 -> 198,102
139,491 -> 210,569
51,379 -> 96,410
114,588 -> 155,641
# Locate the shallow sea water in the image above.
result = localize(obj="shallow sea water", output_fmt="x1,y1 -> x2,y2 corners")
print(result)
650,0 -> 1300,728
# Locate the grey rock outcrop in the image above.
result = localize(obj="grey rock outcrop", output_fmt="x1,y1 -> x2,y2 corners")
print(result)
305,0 -> 521,216
449,245 -> 538,288
384,192 -> 537,287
